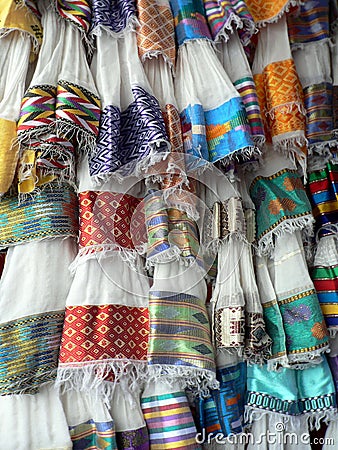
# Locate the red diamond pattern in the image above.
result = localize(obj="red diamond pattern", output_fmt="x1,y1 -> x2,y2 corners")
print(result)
59,305 -> 149,363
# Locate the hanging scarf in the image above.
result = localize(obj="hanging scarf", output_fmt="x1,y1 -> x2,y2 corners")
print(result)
195,352 -> 246,443
216,31 -> 265,149
203,0 -> 255,45
0,237 -> 76,395
89,31 -> 169,183
256,231 -> 329,370
252,16 -> 307,172
17,1 -> 100,195
248,150 -> 313,256
0,0 -> 42,195
141,380 -> 200,449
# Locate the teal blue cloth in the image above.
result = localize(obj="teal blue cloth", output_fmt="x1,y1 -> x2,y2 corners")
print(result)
246,359 -> 336,415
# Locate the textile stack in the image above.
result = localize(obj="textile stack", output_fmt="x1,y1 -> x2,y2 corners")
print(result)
0,0 -> 338,448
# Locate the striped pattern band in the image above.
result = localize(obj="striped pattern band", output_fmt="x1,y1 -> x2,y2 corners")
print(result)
141,391 -> 199,449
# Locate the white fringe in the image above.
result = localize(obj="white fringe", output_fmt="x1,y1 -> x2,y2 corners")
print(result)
56,360 -> 148,403
141,50 -> 175,72
56,361 -> 219,402
68,244 -> 143,275
255,0 -> 303,28
90,16 -> 140,39
267,354 -> 290,372
287,345 -> 330,370
56,120 -> 97,158
90,145 -> 171,187
257,215 -> 314,257
0,28 -> 40,53
146,364 -> 219,397
266,101 -> 306,119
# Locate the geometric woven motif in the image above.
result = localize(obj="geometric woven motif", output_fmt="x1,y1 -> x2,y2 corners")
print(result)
89,86 -> 168,179
148,290 -> 215,372
78,191 -> 145,251
170,0 -> 211,46
136,0 -> 176,66
246,0 -> 298,25
0,183 -> 78,248
59,305 -> 149,363
0,311 -> 64,395
91,0 -> 136,34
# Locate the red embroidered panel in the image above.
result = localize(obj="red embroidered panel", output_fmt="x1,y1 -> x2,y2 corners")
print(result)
59,305 -> 149,363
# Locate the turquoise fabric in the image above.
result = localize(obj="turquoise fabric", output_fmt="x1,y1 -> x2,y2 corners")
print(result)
247,359 -> 336,415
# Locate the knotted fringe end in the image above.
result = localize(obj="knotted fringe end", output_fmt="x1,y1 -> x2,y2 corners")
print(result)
56,362 -> 219,402
145,245 -> 182,269
146,365 -> 219,398
90,16 -> 140,39
56,360 -> 148,404
141,51 -> 175,72
257,215 -> 314,257
287,345 -> 330,370
56,120 -> 97,159
68,244 -> 143,275
90,144 -> 171,186
213,13 -> 256,46
219,145 -> 262,169
244,346 -> 271,366
0,28 -> 40,53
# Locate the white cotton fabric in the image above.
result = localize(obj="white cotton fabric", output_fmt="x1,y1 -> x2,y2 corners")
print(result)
198,166 -> 240,209
246,412 -> 311,450
29,0 -> 65,89
91,31 -> 154,111
66,253 -> 149,307
110,384 -> 146,431
59,20 -> 98,95
216,31 -> 252,84
211,240 -> 245,312
0,32 -> 31,121
61,389 -> 113,427
151,259 -> 207,300
268,231 -> 316,299
292,41 -> 332,88
331,27 -> 338,86
314,235 -> 338,267
143,57 -> 177,110
252,15 -> 292,76
77,156 -> 146,197
175,39 -> 240,111
0,383 -> 72,450
0,237 -> 77,322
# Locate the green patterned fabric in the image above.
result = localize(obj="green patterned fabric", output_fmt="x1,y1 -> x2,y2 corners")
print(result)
148,290 -> 216,372
263,289 -> 329,364
250,169 -> 312,243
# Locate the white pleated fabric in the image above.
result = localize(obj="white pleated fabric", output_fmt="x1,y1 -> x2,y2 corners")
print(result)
0,383 -> 72,450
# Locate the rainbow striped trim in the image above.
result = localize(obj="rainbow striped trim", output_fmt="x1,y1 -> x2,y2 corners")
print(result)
141,391 -> 199,449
